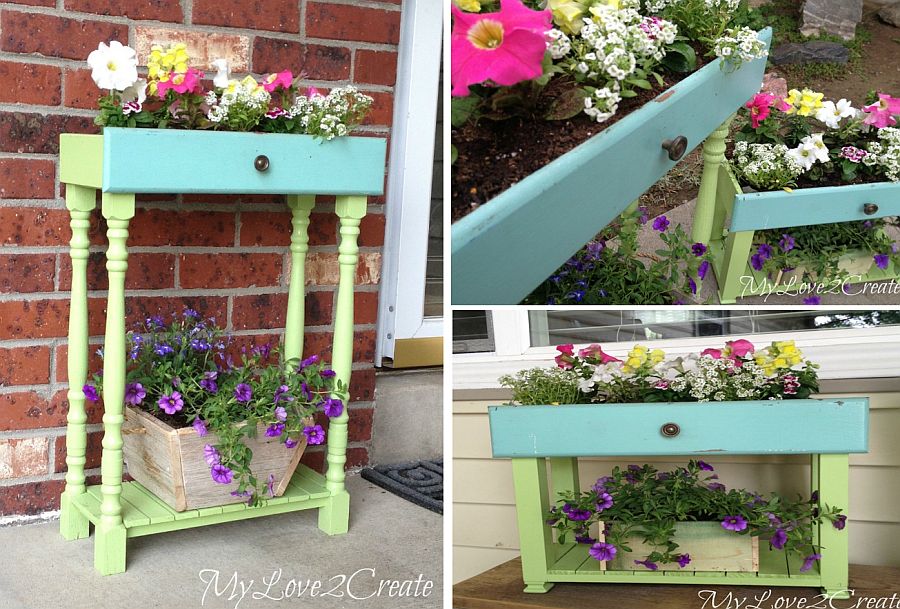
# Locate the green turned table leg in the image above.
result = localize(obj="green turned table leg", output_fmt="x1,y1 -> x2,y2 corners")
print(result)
283,195 -> 315,364
512,458 -> 555,593
318,195 -> 366,536
548,458 -> 579,559
817,454 -> 851,599
693,116 -> 733,245
60,184 -> 96,541
95,192 -> 135,575
717,229 -> 755,304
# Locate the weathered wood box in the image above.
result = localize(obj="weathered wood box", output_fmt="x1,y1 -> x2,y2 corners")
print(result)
122,405 -> 310,511
606,522 -> 759,572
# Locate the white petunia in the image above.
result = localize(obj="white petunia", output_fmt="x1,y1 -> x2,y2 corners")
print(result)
803,133 -> 831,164
120,78 -> 147,105
87,41 -> 139,91
815,99 -> 857,129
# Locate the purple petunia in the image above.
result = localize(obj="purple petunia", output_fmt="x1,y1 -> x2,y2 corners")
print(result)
698,260 -> 710,280
274,385 -> 293,403
750,253 -> 765,271
692,243 -> 708,257
322,398 -> 344,418
234,383 -> 252,403
203,444 -> 220,466
634,559 -> 658,571
300,381 -> 313,401
689,278 -> 698,295
575,534 -> 597,544
592,476 -> 612,493
158,391 -> 183,415
183,308 -> 200,319
589,542 -> 617,562
82,384 -> 99,402
758,243 -> 774,259
298,354 -> 319,371
124,383 -> 146,406
803,296 -> 821,305
320,369 -> 336,378
154,343 -> 174,357
770,528 -> 787,550
267,473 -> 276,497
676,554 -> 691,568
210,463 -> 233,484
567,290 -> 586,303
767,512 -> 782,526
708,482 -> 726,492
192,418 -> 208,436
875,254 -> 890,270
285,437 -> 299,449
595,492 -> 614,511
697,460 -> 714,471
265,423 -> 285,437
779,234 -> 795,252
722,515 -> 748,532
833,514 -> 847,530
561,503 -> 592,521
652,215 -> 670,232
274,406 -> 287,422
190,338 -> 210,352
200,370 -> 218,394
303,424 -> 325,445
800,553 -> 821,573
586,241 -> 606,260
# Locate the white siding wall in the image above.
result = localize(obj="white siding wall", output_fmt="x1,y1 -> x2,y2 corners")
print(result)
452,391 -> 900,583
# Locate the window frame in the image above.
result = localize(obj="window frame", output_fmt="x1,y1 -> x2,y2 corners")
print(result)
453,308 -> 900,389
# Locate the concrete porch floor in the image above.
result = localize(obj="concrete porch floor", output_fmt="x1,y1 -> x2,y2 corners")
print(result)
0,474 -> 442,609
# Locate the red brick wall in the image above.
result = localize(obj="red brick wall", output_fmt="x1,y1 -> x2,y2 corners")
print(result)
0,0 -> 401,516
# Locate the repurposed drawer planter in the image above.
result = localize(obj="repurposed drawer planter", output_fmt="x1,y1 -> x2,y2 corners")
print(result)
607,522 -> 759,573
451,29 -> 772,305
488,398 -> 868,597
57,129 -> 385,575
122,406 -> 311,512
708,164 -> 900,303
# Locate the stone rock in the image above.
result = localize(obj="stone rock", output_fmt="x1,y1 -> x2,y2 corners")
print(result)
761,73 -> 788,99
878,4 -> 900,26
770,41 -> 851,65
801,0 -> 863,40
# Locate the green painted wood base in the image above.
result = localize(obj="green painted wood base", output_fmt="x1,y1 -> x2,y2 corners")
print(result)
59,491 -> 90,540
318,489 -> 350,535
524,582 -> 556,593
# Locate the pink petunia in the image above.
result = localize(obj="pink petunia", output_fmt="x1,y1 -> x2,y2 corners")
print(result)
726,339 -> 755,358
450,0 -> 551,97
701,348 -> 722,359
577,344 -> 622,364
157,68 -> 204,97
263,70 -> 293,92
745,93 -> 775,129
862,93 -> 900,129
555,344 -> 575,369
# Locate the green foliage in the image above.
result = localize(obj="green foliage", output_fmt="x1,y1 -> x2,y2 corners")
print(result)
550,461 -> 845,568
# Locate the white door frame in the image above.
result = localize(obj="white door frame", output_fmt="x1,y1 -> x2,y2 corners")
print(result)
375,0 -> 443,366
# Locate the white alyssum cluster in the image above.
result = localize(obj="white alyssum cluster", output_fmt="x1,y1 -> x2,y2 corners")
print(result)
561,6 -> 676,123
866,127 -> 900,182
645,0 -> 740,11
732,140 -> 805,191
547,29 -> 572,60
206,80 -> 271,124
667,356 -> 772,402
714,27 -> 768,65
288,86 -> 373,140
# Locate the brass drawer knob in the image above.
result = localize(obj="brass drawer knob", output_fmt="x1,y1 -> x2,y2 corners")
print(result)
254,155 -> 270,172
661,422 -> 680,437
662,136 -> 688,161
863,203 -> 878,215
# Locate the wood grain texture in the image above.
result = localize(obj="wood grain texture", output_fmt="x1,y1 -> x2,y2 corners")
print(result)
454,559 -> 898,609
451,29 -> 772,305
488,399 -> 869,457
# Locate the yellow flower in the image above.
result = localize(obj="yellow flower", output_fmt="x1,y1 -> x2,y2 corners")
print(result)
650,349 -> 665,364
773,357 -> 788,369
626,357 -> 642,369
241,74 -> 262,92
454,0 -> 481,11
795,88 -> 824,116
147,42 -> 191,81
550,0 -> 588,35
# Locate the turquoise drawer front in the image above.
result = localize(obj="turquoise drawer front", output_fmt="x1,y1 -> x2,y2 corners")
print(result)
730,181 -> 900,232
92,128 -> 386,195
488,398 -> 868,457
451,29 -> 772,305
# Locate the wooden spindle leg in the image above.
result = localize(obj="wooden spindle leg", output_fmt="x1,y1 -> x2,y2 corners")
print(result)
513,458 -> 555,593
318,195 -> 366,536
95,192 -> 134,575
693,117 -> 733,245
818,454 -> 851,599
283,195 -> 315,364
59,184 -> 96,541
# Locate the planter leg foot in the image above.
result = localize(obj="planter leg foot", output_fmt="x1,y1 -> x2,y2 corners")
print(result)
318,490 -> 350,535
523,582 -> 554,593
822,588 -> 852,600
94,523 -> 127,575
59,493 -> 90,540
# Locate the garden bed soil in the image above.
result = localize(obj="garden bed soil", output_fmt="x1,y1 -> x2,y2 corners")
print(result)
452,62 -> 703,223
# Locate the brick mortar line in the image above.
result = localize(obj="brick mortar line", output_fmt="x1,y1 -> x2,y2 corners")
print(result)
0,424 -> 104,442
0,244 -> 384,254
183,0 -> 192,26
0,281 -> 383,299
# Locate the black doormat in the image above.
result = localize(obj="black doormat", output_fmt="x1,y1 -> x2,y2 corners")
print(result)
361,459 -> 443,514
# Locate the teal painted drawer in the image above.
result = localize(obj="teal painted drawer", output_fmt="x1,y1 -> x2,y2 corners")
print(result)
488,398 -> 868,457
451,29 -> 772,305
730,180 -> 900,232
60,129 -> 386,195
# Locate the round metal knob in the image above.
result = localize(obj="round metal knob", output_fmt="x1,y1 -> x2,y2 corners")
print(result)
662,136 -> 688,161
661,422 -> 680,437
254,155 -> 270,172
863,203 -> 878,215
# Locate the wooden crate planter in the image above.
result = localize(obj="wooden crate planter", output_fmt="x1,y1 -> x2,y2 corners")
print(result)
704,163 -> 900,303
451,29 -> 772,305
606,522 -> 759,573
56,128 -> 386,575
488,399 -> 869,597
121,406 -> 311,512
